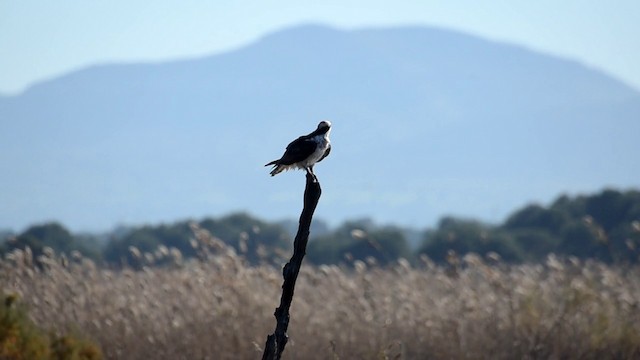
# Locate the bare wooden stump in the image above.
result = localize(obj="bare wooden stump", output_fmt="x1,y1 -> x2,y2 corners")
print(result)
262,172 -> 322,360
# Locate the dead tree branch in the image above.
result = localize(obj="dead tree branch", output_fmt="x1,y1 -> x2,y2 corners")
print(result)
262,172 -> 322,360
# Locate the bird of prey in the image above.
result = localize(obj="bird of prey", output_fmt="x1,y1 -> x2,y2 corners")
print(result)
265,120 -> 332,177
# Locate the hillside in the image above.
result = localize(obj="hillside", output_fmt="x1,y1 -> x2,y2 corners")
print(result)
1,24 -> 639,231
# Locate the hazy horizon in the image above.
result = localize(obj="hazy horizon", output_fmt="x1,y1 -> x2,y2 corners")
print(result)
2,24 -> 639,233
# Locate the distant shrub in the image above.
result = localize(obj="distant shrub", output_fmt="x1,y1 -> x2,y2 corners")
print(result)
0,292 -> 50,359
50,334 -> 102,360
0,292 -> 102,360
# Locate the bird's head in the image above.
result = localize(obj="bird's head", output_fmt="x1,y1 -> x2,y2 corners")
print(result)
316,120 -> 332,134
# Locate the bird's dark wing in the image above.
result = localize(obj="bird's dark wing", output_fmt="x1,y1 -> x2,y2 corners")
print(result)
277,136 -> 317,165
318,143 -> 331,163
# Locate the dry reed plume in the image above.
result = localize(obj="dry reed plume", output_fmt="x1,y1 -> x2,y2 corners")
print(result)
2,227 -> 640,359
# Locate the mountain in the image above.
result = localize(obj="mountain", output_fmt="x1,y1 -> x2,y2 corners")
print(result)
1,24 -> 639,232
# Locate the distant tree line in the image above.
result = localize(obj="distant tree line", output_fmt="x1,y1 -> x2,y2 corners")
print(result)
1,189 -> 639,267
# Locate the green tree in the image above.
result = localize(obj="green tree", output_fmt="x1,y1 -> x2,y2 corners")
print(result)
501,189 -> 640,263
102,213 -> 291,267
503,204 -> 570,233
308,219 -> 411,265
200,212 -> 291,263
341,228 -> 411,265
103,227 -> 165,266
509,228 -> 560,262
0,223 -> 99,261
586,189 -> 632,232
558,220 -> 608,260
419,217 -> 522,262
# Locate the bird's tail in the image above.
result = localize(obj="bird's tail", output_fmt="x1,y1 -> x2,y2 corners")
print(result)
265,160 -> 284,176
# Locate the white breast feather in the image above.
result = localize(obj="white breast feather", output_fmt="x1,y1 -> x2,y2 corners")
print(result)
298,134 -> 329,169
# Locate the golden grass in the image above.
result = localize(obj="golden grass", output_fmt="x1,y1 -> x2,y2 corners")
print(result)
2,238 -> 640,359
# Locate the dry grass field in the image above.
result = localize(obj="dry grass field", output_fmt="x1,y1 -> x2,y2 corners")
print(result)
2,228 -> 640,359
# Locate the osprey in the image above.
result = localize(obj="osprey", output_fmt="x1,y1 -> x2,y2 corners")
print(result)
265,120 -> 332,177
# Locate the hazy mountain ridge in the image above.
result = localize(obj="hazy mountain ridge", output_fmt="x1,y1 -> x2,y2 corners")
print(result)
1,24 -> 639,231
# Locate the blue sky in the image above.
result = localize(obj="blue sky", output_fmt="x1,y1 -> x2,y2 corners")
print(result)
1,1 -> 639,95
